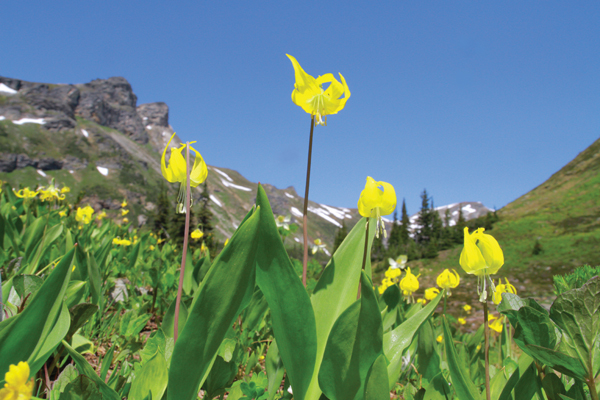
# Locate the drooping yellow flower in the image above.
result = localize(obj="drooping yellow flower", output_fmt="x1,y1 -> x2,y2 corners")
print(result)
122,217 -> 129,224
149,245 -> 155,251
13,187 -> 39,199
200,242 -> 208,253
161,132 -> 208,213
385,267 -> 402,280
59,210 -> 67,218
436,335 -> 443,343
399,267 -> 420,299
488,315 -> 504,333
75,206 -> 94,224
493,278 -> 517,305
191,229 -> 204,240
459,227 -> 504,302
96,211 -> 107,221
436,269 -> 460,291
416,298 -> 427,305
112,237 -> 132,246
357,177 -> 396,238
121,199 -> 127,208
286,54 -> 350,126
458,317 -> 467,325
60,186 -> 70,194
424,287 -> 440,301
0,361 -> 34,400
464,304 -> 472,313
121,209 -> 129,216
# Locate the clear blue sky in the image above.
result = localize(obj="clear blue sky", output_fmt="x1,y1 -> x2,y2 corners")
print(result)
2,1 -> 598,215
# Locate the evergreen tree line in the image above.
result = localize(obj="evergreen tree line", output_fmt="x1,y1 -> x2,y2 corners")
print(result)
334,189 -> 499,262
148,181 -> 221,257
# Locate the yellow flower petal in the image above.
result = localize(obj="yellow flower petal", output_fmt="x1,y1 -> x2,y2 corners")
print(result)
459,227 -> 487,275
357,177 -> 397,218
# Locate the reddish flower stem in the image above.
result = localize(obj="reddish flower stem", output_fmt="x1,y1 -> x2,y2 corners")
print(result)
302,116 -> 315,287
174,144 -> 191,343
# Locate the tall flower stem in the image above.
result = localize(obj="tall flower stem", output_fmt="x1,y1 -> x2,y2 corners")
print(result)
173,144 -> 192,343
302,116 -> 315,287
357,218 -> 370,299
483,299 -> 491,400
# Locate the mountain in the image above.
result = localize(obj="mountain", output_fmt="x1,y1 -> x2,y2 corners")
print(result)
0,75 -> 363,247
0,75 -> 492,249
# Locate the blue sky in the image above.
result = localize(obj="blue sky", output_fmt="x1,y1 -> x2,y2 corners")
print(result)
1,1 -> 598,215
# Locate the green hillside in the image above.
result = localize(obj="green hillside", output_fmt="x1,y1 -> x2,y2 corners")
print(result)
406,137 -> 600,303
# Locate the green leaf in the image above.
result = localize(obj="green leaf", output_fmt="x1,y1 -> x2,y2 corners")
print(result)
423,373 -> 451,400
86,252 -> 103,308
62,340 -> 120,400
61,375 -> 103,400
549,276 -> 600,378
255,185 -> 317,400
72,333 -> 94,354
442,316 -> 482,400
542,373 -> 566,399
26,222 -> 63,274
67,304 -> 99,340
417,320 -> 441,388
266,340 -> 285,400
167,207 -> 261,400
28,301 -> 71,375
162,299 -> 188,338
12,274 -> 43,299
364,354 -> 390,400
525,344 -> 587,381
307,217 -> 375,400
319,272 -> 384,400
129,349 -> 169,400
0,247 -> 75,377
49,364 -> 79,400
383,291 -> 442,390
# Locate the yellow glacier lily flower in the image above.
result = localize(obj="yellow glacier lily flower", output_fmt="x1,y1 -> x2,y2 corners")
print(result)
493,278 -> 517,305
286,54 -> 350,126
96,211 -> 107,221
424,287 -> 440,301
399,267 -> 420,301
488,315 -> 504,333
458,317 -> 467,325
121,209 -> 129,216
436,269 -> 460,295
358,177 -> 396,238
13,187 -> 39,199
191,229 -> 204,240
75,206 -> 94,225
121,199 -> 127,208
60,186 -> 70,194
459,227 -> 504,302
58,210 -> 67,218
39,180 -> 66,202
161,132 -> 208,213
464,304 -> 472,313
0,361 -> 34,400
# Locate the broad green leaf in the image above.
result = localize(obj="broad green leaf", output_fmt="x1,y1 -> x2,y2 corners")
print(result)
22,216 -> 47,266
162,299 -> 188,338
61,374 -> 103,400
384,291 -> 442,390
442,316 -> 482,400
266,340 -> 285,400
62,340 -> 120,400
364,354 -> 390,400
86,252 -> 103,308
28,301 -> 70,375
242,288 -> 269,332
204,340 -> 239,399
549,276 -> 600,378
319,272 -> 384,400
542,373 -> 566,399
72,333 -> 94,354
525,344 -> 587,381
307,217 -> 375,400
26,222 -> 63,274
423,373 -> 451,400
167,207 -> 261,400
100,345 -> 115,382
0,247 -> 75,377
65,281 -> 88,309
182,251 -> 195,295
49,364 -> 79,400
13,274 -> 43,299
417,320 -> 441,388
129,349 -> 169,400
255,185 -> 316,400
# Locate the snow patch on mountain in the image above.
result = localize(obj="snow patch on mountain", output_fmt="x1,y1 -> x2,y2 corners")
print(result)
220,178 -> 252,192
210,194 -> 223,207
213,167 -> 233,182
0,83 -> 17,94
13,118 -> 46,125
307,206 -> 343,228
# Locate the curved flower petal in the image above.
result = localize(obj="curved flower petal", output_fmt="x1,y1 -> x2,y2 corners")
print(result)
473,228 -> 504,274
189,145 -> 208,187
357,177 -> 397,218
459,227 -> 486,275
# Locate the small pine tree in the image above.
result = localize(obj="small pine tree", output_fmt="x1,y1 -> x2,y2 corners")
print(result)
532,238 -> 543,255
333,221 -> 348,254
195,182 -> 218,256
387,211 -> 402,256
152,182 -> 171,239
371,232 -> 385,262
399,199 -> 410,244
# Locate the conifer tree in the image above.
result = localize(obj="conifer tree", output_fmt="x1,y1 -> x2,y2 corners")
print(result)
333,221 -> 348,254
387,211 -> 402,257
416,189 -> 433,245
196,181 -> 218,255
151,181 -> 170,239
371,232 -> 385,262
399,198 -> 410,244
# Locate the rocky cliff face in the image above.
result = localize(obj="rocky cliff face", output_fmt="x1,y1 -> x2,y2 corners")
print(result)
0,75 -> 171,146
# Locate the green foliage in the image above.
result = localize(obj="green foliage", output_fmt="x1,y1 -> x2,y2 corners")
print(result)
554,264 -> 600,295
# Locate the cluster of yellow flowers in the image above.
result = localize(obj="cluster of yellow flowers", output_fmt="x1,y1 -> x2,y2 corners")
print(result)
75,206 -> 94,224
113,237 -> 132,246
13,181 -> 70,202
